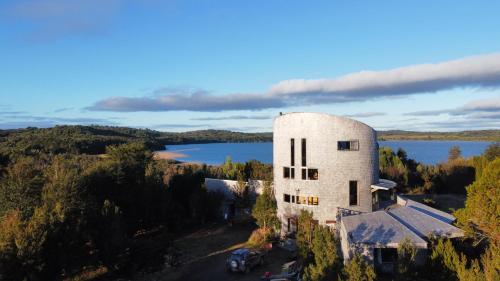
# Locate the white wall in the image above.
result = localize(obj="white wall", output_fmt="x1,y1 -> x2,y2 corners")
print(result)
204,178 -> 265,200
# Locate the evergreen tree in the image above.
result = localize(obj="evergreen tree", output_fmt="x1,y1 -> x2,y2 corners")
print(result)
252,181 -> 279,231
396,238 -> 418,280
455,158 -> 499,246
296,210 -> 316,259
341,254 -> 376,281
448,146 -> 462,161
0,157 -> 44,219
233,173 -> 251,209
483,142 -> 500,161
429,237 -> 499,281
303,225 -> 340,281
397,147 -> 408,163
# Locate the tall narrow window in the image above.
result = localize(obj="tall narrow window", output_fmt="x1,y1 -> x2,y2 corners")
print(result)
283,167 -> 290,178
291,139 -> 295,166
284,194 -> 291,203
349,181 -> 358,206
302,168 -> 307,180
291,168 -> 295,179
301,138 -> 307,166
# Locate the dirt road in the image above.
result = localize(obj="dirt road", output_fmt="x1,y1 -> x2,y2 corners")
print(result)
134,224 -> 292,281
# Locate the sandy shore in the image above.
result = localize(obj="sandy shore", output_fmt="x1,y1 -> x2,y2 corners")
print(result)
153,151 -> 188,160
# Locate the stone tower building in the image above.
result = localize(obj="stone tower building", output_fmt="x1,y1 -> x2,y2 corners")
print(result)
273,112 -> 390,233
272,112 -> 463,271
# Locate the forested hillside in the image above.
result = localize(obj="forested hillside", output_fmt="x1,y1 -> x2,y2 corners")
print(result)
378,129 -> 500,141
0,126 -> 164,156
157,129 -> 272,144
1,125 -> 498,161
0,126 -> 272,158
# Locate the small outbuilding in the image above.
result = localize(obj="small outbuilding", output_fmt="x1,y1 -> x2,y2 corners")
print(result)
340,196 -> 463,273
205,178 -> 265,218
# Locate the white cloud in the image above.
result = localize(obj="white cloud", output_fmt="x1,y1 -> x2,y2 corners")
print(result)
406,96 -> 500,117
462,97 -> 500,112
344,112 -> 386,118
88,52 -> 500,112
190,115 -> 271,121
269,53 -> 500,101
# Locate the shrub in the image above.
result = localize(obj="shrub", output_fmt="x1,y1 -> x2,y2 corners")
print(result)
341,254 -> 376,281
247,227 -> 272,247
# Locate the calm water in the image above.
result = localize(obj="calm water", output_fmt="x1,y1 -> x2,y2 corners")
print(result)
164,141 -> 493,165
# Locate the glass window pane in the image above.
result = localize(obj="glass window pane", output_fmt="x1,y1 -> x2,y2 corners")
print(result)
283,167 -> 290,178
308,169 -> 319,180
284,194 -> 290,202
301,138 -> 307,166
349,180 -> 358,205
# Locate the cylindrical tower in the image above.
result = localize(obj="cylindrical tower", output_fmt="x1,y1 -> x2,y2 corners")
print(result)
273,112 -> 379,232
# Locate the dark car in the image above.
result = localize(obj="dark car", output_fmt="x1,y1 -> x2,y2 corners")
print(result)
278,238 -> 298,259
226,248 -> 264,273
261,260 -> 303,281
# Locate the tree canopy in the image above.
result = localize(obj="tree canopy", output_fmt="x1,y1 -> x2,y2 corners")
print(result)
252,181 -> 279,231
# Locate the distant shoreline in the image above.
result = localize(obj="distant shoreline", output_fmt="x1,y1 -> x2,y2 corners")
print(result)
160,139 -> 497,148
153,151 -> 188,160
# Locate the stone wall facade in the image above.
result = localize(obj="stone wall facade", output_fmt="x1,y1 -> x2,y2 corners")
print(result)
273,112 -> 379,232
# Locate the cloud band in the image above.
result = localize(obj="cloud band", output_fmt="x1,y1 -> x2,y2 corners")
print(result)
88,52 -> 500,112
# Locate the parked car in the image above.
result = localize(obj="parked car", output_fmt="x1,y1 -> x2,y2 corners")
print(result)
278,238 -> 298,259
226,248 -> 264,273
261,260 -> 303,281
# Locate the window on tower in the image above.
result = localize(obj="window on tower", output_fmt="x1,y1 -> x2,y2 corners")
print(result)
301,138 -> 307,166
349,180 -> 358,206
307,169 -> 319,180
284,194 -> 291,203
283,167 -> 290,178
338,140 -> 359,151
308,196 -> 319,205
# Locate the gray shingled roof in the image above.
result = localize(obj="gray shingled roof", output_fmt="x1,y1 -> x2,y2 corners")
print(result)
341,197 -> 464,248
341,211 -> 427,248
402,197 -> 456,224
388,206 -> 464,239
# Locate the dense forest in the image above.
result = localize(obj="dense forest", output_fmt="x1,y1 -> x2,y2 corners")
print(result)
0,125 -> 498,280
0,134 -> 274,280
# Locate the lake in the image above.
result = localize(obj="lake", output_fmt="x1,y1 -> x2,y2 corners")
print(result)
164,141 -> 493,165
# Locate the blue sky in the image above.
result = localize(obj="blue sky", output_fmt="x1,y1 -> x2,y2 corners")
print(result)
0,0 -> 499,132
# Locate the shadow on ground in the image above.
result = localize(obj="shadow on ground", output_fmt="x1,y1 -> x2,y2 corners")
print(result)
134,223 -> 292,281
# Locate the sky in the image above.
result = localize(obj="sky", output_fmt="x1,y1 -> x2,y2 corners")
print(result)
0,0 -> 499,132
